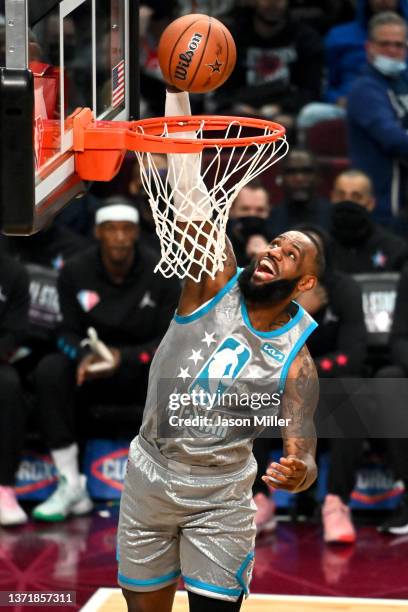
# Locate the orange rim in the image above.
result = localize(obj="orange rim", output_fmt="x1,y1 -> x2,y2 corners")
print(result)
128,115 -> 286,152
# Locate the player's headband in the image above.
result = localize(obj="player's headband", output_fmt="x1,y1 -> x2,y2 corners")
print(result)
96,204 -> 139,225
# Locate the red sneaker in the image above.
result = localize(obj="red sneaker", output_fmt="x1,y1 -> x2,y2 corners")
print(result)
254,492 -> 276,534
0,486 -> 28,527
322,494 -> 356,544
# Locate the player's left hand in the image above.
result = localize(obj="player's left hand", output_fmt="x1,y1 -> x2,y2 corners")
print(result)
262,455 -> 308,492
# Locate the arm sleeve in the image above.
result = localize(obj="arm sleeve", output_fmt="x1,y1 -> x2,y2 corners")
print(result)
56,266 -> 88,361
0,266 -> 30,360
120,277 -> 181,366
391,265 -> 408,371
348,78 -> 408,158
315,276 -> 367,377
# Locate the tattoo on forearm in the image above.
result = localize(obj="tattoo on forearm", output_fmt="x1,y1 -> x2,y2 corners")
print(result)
281,346 -> 318,467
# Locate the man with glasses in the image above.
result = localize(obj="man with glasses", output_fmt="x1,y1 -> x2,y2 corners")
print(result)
347,11 -> 408,224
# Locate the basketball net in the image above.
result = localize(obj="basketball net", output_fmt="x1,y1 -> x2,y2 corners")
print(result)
135,117 -> 288,282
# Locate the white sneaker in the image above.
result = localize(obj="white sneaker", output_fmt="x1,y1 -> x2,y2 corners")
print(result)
0,486 -> 28,526
32,475 -> 93,522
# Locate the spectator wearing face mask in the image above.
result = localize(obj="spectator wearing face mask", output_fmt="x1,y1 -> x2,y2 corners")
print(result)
227,180 -> 273,267
330,169 -> 408,273
269,149 -> 331,234
297,0 -> 408,133
347,11 -> 408,222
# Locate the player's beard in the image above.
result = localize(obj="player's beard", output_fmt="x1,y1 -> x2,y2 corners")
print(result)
238,260 -> 301,305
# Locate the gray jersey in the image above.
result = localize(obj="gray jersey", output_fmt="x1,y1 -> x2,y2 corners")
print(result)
139,269 -> 317,469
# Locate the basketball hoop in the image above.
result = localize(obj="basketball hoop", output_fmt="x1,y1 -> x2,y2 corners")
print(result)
72,110 -> 288,281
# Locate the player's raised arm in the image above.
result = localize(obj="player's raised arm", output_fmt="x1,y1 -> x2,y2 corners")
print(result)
262,345 -> 319,493
165,86 -> 237,316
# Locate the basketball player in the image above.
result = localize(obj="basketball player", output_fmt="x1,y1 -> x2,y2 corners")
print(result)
117,88 -> 324,612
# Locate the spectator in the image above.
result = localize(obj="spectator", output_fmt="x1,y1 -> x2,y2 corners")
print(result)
4,223 -> 88,269
0,253 -> 30,526
330,169 -> 408,272
31,203 -> 180,522
227,181 -> 273,267
296,227 -> 367,544
216,0 -> 323,135
375,265 -> 408,535
297,0 -> 408,134
288,0 -> 353,35
1,223 -> 89,373
347,12 -> 408,221
269,149 -> 331,234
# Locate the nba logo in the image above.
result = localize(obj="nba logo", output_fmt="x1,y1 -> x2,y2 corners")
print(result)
189,336 -> 251,396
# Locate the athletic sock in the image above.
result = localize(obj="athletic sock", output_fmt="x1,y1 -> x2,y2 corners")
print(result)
51,444 -> 81,487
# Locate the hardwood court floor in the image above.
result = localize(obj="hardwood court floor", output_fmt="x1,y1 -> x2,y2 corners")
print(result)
2,506 -> 408,611
81,589 -> 408,612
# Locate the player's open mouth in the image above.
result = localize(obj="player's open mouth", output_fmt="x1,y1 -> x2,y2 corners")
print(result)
253,257 -> 278,282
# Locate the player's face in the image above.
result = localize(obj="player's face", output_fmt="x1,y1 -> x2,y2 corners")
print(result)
239,232 -> 317,304
253,233 -> 310,284
96,221 -> 139,264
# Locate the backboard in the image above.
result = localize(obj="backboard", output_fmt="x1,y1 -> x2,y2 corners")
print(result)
0,0 -> 138,234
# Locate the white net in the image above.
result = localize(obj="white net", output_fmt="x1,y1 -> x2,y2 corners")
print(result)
135,118 -> 288,282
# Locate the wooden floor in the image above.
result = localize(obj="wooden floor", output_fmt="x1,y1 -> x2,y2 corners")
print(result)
80,589 -> 408,612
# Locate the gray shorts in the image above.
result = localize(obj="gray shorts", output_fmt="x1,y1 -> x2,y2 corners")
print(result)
117,436 -> 257,602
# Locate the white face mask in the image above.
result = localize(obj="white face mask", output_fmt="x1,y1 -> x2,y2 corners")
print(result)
373,53 -> 407,77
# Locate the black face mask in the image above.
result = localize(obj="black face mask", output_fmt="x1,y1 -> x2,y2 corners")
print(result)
238,259 -> 301,305
228,217 -> 270,245
331,201 -> 373,247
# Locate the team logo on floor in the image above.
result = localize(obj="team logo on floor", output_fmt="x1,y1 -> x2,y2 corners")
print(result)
189,336 -> 251,396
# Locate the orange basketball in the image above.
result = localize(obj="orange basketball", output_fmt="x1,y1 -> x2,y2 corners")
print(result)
158,13 -> 236,94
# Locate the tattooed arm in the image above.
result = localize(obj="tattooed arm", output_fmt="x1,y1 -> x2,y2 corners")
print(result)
263,345 -> 319,493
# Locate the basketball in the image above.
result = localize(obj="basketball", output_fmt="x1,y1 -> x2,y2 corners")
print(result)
157,13 -> 236,94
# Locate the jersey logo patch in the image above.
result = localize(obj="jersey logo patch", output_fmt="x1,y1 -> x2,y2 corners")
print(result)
261,343 -> 285,363
189,336 -> 251,395
77,290 -> 100,312
139,291 -> 156,309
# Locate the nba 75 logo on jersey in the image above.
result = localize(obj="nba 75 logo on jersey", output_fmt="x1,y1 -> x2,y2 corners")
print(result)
189,336 -> 251,396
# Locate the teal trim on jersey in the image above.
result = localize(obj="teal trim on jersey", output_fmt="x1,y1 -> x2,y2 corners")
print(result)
174,268 -> 242,324
118,569 -> 181,587
278,320 -> 318,393
183,575 -> 243,597
236,551 -> 255,594
241,298 -> 305,338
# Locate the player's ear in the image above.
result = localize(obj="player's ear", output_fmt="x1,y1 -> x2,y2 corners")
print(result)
298,274 -> 317,293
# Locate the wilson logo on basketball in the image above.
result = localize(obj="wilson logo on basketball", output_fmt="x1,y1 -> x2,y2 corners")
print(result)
174,33 -> 203,81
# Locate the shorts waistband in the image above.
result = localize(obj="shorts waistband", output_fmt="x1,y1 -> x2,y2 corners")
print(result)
136,435 -> 251,477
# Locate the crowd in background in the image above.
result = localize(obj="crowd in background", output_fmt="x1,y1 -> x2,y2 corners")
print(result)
1,0 -> 408,545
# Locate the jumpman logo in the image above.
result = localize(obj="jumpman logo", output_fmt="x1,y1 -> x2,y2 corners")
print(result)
139,291 -> 156,308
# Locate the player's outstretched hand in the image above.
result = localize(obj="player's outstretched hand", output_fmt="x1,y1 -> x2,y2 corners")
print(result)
262,456 -> 308,492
